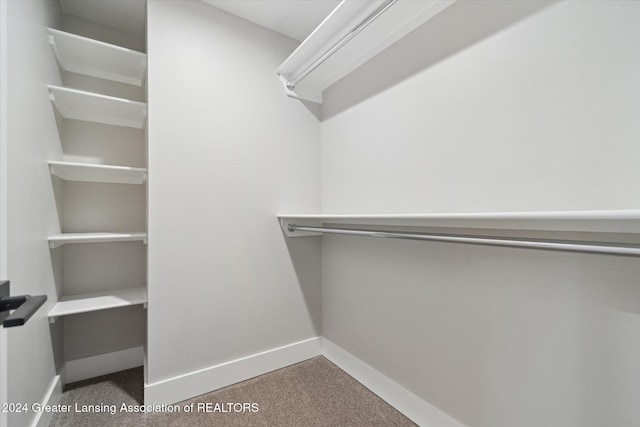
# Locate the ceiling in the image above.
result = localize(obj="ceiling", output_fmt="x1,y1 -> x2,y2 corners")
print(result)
59,0 -> 340,43
202,0 -> 341,41
60,0 -> 147,38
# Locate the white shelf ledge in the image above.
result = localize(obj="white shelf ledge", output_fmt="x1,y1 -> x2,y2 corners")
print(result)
48,160 -> 147,185
48,85 -> 147,129
48,287 -> 147,322
48,28 -> 147,86
276,0 -> 455,103
48,232 -> 147,249
278,210 -> 640,236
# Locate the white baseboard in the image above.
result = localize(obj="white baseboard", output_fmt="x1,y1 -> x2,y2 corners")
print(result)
143,336 -> 462,426
144,336 -> 322,405
322,339 -> 466,427
31,375 -> 62,427
65,346 -> 144,384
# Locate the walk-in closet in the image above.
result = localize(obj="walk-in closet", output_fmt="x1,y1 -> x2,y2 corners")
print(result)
1,1 -> 639,426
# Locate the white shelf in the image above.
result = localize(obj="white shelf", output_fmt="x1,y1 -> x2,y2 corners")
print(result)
278,210 -> 640,236
48,232 -> 147,249
48,160 -> 147,185
276,0 -> 455,103
48,28 -> 147,86
48,287 -> 147,321
48,85 -> 147,129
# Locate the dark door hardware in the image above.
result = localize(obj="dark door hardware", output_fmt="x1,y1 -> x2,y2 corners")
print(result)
0,281 -> 47,327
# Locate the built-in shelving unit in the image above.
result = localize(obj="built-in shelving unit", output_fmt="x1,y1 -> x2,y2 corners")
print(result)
276,0 -> 455,103
48,160 -> 147,185
46,13 -> 148,384
48,85 -> 147,129
278,210 -> 640,236
48,28 -> 147,86
48,232 -> 148,249
48,287 -> 147,322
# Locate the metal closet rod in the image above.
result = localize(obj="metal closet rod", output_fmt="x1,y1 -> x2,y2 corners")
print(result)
286,224 -> 640,257
286,0 -> 398,90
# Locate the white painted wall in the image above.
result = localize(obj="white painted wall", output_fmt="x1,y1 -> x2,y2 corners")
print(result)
0,3 -> 6,424
2,1 -> 63,426
320,2 -> 640,426
63,73 -> 145,103
323,1 -> 640,213
62,120 -> 145,167
147,0 -> 320,395
62,14 -> 145,53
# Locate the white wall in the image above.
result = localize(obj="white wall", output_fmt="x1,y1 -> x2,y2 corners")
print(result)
2,1 -> 63,426
62,14 -> 145,53
323,0 -> 640,213
147,0 -> 320,393
320,2 -> 640,426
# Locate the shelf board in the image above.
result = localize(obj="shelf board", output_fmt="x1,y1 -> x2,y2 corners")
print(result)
48,85 -> 147,129
48,28 -> 147,86
276,0 -> 455,103
48,287 -> 147,321
48,160 -> 147,185
48,232 -> 147,249
278,210 -> 640,236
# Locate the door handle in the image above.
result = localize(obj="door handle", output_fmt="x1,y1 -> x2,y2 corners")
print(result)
0,280 -> 47,328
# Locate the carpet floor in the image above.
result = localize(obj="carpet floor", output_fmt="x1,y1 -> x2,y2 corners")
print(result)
50,356 -> 416,426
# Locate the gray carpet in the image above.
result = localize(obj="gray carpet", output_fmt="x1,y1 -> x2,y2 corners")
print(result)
50,356 -> 416,426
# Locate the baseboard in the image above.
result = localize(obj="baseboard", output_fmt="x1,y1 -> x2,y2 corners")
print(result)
144,336 -> 322,405
31,375 -> 62,427
322,339 -> 466,427
65,346 -> 144,384
61,338 -> 461,426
